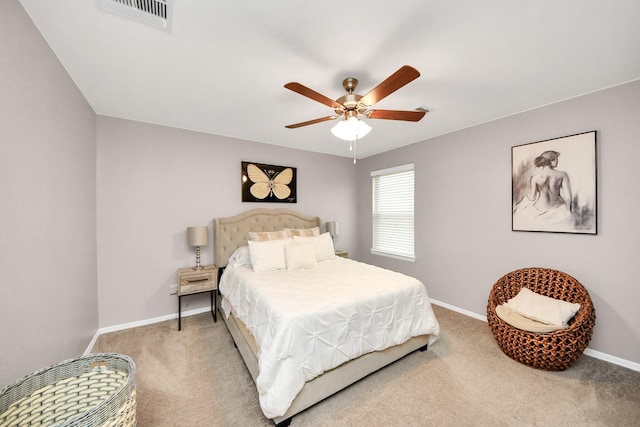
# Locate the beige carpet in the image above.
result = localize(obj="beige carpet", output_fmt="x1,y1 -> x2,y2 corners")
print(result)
92,305 -> 640,426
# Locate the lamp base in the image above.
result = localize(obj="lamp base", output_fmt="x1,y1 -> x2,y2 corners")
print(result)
193,246 -> 203,270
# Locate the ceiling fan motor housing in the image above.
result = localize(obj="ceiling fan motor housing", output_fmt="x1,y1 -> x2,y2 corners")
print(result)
336,78 -> 369,116
335,94 -> 364,115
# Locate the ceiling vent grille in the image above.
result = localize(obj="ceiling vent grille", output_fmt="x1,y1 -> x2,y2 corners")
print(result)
98,0 -> 171,31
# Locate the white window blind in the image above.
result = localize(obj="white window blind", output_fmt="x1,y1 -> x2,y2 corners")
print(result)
371,164 -> 415,261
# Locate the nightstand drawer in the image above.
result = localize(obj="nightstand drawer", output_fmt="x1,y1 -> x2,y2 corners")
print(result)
177,266 -> 217,296
179,276 -> 215,294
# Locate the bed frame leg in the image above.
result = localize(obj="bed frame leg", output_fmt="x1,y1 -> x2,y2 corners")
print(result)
419,344 -> 428,352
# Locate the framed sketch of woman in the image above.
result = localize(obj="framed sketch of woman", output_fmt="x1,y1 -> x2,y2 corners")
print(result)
512,131 -> 597,234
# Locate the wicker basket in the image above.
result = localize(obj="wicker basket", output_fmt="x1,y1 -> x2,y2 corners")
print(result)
487,268 -> 596,371
0,353 -> 136,427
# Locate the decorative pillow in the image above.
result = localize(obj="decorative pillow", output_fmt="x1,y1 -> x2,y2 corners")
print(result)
285,227 -> 320,238
247,239 -> 286,272
503,287 -> 581,326
228,246 -> 251,267
247,230 -> 288,241
495,304 -> 567,333
293,232 -> 335,262
285,240 -> 317,271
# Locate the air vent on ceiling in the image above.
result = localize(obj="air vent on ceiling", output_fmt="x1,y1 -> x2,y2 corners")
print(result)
98,0 -> 171,31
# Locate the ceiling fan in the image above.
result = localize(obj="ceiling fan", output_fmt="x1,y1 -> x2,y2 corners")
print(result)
284,65 -> 427,133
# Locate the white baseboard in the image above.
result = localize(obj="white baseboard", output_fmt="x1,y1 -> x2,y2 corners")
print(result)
582,348 -> 640,372
429,298 -> 640,373
86,299 -> 639,373
84,306 -> 212,355
430,298 -> 488,323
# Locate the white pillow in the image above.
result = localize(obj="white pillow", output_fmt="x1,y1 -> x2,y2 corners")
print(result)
285,240 -> 317,271
228,246 -> 251,267
503,287 -> 581,326
247,239 -> 286,272
293,232 -> 335,262
284,227 -> 320,238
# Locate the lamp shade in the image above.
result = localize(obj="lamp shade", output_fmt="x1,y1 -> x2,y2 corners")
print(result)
331,117 -> 372,141
326,221 -> 339,238
187,226 -> 208,247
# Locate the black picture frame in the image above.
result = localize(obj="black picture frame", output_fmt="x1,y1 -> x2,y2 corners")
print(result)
512,131 -> 597,234
241,161 -> 297,203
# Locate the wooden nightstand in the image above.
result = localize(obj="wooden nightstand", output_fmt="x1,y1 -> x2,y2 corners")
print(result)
335,250 -> 348,258
177,265 -> 218,331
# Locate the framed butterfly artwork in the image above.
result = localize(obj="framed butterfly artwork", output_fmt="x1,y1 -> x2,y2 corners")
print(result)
241,161 -> 297,203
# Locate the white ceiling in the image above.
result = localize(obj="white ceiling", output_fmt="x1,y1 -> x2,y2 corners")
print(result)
19,0 -> 640,159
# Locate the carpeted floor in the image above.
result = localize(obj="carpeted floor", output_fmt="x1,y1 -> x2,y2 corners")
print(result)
92,305 -> 640,426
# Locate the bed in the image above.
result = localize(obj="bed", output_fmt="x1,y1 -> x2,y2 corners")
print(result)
213,208 -> 439,426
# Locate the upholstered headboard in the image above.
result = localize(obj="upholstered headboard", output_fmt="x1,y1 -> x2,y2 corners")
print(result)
214,208 -> 321,268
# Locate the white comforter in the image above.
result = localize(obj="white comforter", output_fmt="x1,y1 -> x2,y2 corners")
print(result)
219,257 -> 440,418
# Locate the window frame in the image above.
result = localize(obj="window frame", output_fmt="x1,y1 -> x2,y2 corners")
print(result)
370,163 -> 415,262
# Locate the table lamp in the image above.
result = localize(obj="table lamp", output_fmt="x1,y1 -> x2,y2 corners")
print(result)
326,221 -> 339,244
187,226 -> 208,270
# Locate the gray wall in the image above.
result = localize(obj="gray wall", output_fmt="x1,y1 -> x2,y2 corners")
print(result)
355,80 -> 640,365
0,2 -> 98,386
96,116 -> 357,327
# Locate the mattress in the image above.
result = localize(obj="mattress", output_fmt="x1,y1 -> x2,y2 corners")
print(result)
219,256 -> 440,418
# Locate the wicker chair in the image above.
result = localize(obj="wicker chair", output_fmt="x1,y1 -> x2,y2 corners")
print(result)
487,267 -> 596,371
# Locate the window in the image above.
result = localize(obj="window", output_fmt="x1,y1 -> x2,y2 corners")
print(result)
371,163 -> 415,261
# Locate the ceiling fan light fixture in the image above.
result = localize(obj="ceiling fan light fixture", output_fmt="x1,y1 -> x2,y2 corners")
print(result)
331,116 -> 372,141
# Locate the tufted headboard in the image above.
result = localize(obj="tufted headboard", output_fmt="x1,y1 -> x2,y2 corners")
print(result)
214,208 -> 321,268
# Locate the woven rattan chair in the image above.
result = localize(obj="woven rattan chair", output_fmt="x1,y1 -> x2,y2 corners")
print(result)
487,267 -> 596,371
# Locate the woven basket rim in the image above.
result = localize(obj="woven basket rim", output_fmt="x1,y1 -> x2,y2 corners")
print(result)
0,353 -> 135,396
0,352 -> 136,426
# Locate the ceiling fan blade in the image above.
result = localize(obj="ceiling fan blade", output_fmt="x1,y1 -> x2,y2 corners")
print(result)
366,109 -> 427,122
284,82 -> 343,110
359,65 -> 421,106
285,116 -> 338,129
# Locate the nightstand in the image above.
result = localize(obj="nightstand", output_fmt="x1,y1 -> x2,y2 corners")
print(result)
335,250 -> 348,258
177,265 -> 218,331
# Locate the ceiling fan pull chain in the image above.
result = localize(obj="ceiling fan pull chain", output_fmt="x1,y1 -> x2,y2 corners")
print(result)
352,139 -> 357,164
